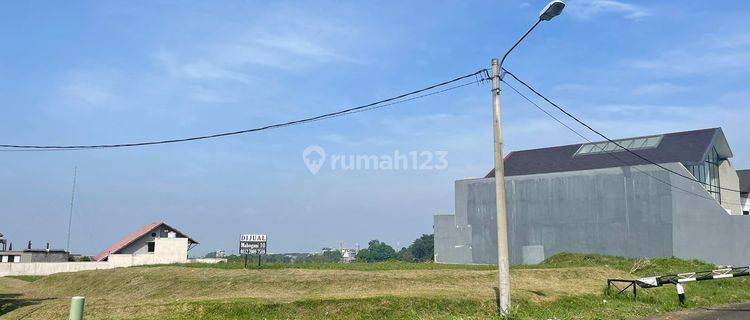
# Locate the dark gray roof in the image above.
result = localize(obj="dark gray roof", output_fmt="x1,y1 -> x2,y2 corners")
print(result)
487,128 -> 727,178
738,170 -> 750,196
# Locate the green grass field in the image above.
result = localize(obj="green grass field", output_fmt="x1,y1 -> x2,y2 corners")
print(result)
164,259 -> 498,271
4,276 -> 43,283
2,254 -> 749,319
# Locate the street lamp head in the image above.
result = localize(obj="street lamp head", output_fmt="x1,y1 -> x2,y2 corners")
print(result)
500,0 -> 565,68
539,0 -> 565,21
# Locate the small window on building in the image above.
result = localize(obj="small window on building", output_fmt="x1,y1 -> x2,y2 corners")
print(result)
150,232 -> 157,237
8,255 -> 15,262
592,142 -> 608,153
574,135 -> 663,157
643,136 -> 662,148
603,142 -> 620,152
744,211 -> 749,216
578,144 -> 595,154
147,242 -> 155,253
627,138 -> 646,149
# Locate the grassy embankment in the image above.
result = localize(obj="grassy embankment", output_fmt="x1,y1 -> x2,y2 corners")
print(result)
2,253 -> 750,319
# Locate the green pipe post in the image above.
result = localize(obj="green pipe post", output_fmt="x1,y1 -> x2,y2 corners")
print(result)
69,296 -> 85,320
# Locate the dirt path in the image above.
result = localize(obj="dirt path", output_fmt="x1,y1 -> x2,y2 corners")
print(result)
644,301 -> 750,320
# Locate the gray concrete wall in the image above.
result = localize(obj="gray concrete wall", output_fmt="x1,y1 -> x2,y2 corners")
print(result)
0,251 -> 68,263
433,214 -> 471,263
436,164 -> 677,265
718,160 -> 742,215
671,164 -> 750,266
29,251 -> 68,262
435,162 -> 750,266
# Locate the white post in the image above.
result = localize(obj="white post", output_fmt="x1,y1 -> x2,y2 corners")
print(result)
492,58 -> 511,314
676,283 -> 686,305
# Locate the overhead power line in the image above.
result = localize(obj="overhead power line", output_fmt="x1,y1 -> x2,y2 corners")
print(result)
0,69 -> 487,151
501,69 -> 744,194
501,79 -> 746,207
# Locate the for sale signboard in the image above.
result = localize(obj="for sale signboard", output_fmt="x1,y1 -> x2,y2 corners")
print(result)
239,234 -> 267,255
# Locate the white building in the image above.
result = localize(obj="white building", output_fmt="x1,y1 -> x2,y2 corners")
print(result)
93,221 -> 198,263
0,221 -> 198,276
340,248 -> 357,263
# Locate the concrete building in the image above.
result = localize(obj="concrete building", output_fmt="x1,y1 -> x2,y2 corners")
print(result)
0,221 -> 199,276
739,170 -> 750,215
435,128 -> 750,266
0,240 -> 70,263
340,248 -> 357,263
1,249 -> 70,263
205,250 -> 226,258
93,221 -> 197,262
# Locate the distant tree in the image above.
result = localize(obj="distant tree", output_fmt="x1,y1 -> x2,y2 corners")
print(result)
312,249 -> 342,263
357,240 -> 396,262
356,248 -> 372,262
407,234 -> 434,262
324,249 -> 343,263
226,253 -> 297,264
263,254 -> 295,264
397,247 -> 415,262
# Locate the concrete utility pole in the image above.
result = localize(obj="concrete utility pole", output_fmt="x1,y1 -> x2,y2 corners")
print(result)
492,0 -> 565,315
491,58 -> 512,314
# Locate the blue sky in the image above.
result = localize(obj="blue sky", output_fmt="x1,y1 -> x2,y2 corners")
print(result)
1,1 -> 748,256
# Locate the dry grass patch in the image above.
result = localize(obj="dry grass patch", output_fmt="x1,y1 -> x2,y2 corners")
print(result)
0,264 -> 627,319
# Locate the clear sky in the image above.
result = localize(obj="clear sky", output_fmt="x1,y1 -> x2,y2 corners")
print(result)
1,1 -> 748,256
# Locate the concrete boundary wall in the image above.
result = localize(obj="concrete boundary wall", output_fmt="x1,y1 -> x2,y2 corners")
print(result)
670,164 -> 750,266
436,164 -> 678,264
0,238 -> 190,276
0,261 -> 117,276
435,162 -> 750,266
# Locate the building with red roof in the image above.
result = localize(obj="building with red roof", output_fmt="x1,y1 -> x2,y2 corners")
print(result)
93,221 -> 198,262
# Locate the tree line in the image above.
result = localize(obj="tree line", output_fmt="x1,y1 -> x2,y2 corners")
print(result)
211,233 -> 434,264
356,234 -> 433,262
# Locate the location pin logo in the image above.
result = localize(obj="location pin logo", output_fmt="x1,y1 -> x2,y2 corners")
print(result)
302,145 -> 326,175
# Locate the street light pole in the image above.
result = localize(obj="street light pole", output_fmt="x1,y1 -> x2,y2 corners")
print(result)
492,0 -> 565,315
491,57 -> 512,314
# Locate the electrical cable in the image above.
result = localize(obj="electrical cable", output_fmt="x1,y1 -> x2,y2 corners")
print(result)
0,69 -> 487,151
502,68 -> 745,194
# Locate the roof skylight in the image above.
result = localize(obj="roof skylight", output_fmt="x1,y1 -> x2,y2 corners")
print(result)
574,135 -> 663,156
